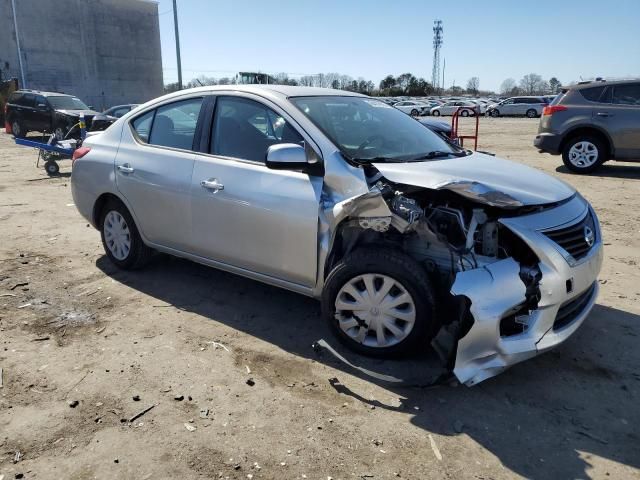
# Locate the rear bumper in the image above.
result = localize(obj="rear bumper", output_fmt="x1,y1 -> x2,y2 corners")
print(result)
534,132 -> 562,154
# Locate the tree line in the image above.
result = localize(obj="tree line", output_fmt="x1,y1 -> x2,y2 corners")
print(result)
165,72 -> 565,97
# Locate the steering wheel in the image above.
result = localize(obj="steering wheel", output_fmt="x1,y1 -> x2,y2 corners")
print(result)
354,135 -> 385,158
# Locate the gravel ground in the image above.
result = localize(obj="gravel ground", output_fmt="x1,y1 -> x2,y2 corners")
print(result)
0,118 -> 639,480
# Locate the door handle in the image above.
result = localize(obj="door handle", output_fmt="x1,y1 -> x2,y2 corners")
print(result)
596,112 -> 613,117
117,164 -> 134,174
201,178 -> 224,192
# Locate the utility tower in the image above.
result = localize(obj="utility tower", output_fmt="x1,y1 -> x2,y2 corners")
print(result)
432,20 -> 443,91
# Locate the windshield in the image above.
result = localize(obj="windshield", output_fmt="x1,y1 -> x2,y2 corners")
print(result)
290,96 -> 460,162
47,96 -> 90,110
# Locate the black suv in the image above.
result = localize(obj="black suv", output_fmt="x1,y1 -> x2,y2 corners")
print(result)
5,90 -> 99,140
534,79 -> 640,173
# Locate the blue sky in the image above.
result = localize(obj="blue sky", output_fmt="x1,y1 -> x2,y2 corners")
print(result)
156,0 -> 640,91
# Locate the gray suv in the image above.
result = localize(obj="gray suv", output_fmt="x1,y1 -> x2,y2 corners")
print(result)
534,79 -> 640,173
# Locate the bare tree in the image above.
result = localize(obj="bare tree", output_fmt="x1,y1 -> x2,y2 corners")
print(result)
466,77 -> 480,94
500,78 -> 517,95
549,77 -> 562,94
519,73 -> 544,95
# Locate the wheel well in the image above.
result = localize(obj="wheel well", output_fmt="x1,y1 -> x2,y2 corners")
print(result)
92,193 -> 124,227
560,127 -> 612,158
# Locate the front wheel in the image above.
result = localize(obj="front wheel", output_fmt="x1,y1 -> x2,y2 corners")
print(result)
490,109 -> 500,117
432,110 -> 441,117
99,200 -> 152,269
561,136 -> 606,174
460,109 -> 469,117
526,109 -> 538,118
322,248 -> 436,357
410,109 -> 419,117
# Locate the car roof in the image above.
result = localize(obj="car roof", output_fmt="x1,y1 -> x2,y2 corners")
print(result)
569,78 -> 640,90
11,89 -> 74,97
159,84 -> 366,101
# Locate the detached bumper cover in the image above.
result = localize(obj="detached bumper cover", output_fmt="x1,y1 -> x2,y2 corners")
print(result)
450,194 -> 603,386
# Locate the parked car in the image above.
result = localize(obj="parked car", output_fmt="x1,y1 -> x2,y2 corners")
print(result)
71,85 -> 602,386
416,116 -> 452,140
486,96 -> 549,118
430,101 -> 477,116
534,79 -> 640,173
393,100 -> 430,116
91,104 -> 140,131
5,89 -> 100,139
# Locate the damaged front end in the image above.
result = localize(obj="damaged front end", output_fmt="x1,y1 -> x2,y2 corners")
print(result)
322,162 -> 602,386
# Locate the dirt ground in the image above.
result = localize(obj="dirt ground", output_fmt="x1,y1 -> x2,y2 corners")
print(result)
1,118 -> 639,480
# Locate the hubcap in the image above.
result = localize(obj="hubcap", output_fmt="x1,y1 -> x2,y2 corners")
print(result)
12,121 -> 20,136
55,127 -> 65,140
334,273 -> 416,348
568,141 -> 598,168
527,110 -> 536,118
103,210 -> 131,261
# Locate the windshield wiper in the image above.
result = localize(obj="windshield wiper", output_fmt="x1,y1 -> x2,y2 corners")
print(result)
350,156 -> 405,164
408,150 -> 469,161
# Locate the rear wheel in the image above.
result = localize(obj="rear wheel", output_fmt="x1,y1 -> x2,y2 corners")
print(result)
460,109 -> 469,117
322,248 -> 436,357
561,135 -> 606,174
99,200 -> 152,269
490,109 -> 500,117
11,120 -> 26,138
432,110 -> 441,117
410,109 -> 419,117
526,109 -> 538,118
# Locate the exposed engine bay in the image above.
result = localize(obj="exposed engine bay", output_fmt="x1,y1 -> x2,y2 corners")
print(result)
324,164 -> 588,386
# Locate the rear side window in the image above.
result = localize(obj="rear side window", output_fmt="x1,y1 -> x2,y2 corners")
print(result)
149,98 -> 203,150
132,98 -> 203,150
612,84 -> 640,105
211,96 -> 303,163
579,86 -> 606,102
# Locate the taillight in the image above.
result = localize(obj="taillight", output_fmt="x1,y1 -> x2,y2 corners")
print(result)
543,105 -> 568,115
71,146 -> 91,165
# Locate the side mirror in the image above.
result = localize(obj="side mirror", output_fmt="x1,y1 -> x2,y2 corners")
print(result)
266,143 -> 310,171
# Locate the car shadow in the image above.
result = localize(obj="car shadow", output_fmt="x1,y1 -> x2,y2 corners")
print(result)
556,163 -> 640,179
97,255 -> 640,479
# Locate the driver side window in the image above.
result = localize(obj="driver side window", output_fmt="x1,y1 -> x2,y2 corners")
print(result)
210,96 -> 303,163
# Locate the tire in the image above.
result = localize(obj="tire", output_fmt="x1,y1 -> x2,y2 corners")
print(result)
461,110 -> 469,117
561,135 -> 606,174
432,110 -> 441,117
322,248 -> 436,357
11,119 -> 26,138
410,109 -> 419,117
526,109 -> 538,118
44,160 -> 59,176
54,126 -> 67,141
99,199 -> 153,270
490,109 -> 500,117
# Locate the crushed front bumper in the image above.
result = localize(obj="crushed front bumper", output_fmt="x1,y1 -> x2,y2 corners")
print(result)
450,194 -> 603,386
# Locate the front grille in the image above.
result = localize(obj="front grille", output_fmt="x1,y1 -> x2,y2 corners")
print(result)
542,211 -> 596,260
553,282 -> 596,330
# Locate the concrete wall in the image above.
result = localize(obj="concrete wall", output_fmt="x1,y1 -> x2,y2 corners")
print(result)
0,0 -> 163,110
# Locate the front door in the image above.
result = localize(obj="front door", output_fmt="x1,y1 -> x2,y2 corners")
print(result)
115,96 -> 205,251
604,83 -> 640,159
190,94 -> 321,287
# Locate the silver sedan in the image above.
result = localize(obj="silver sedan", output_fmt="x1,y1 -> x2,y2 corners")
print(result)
71,85 -> 602,386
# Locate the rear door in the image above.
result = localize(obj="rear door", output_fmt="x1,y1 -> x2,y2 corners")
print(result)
114,96 -> 205,251
189,93 -> 321,287
604,83 -> 640,159
33,95 -> 52,131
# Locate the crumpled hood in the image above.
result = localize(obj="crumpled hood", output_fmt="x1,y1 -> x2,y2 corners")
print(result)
55,109 -> 100,117
373,152 -> 575,207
